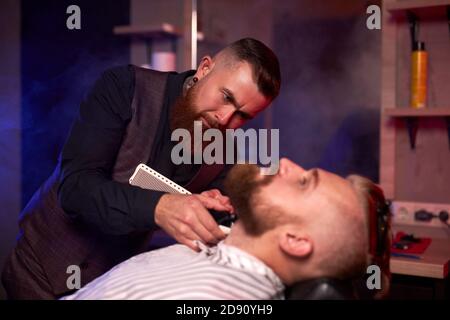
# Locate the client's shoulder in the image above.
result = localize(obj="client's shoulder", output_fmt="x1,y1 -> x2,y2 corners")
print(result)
129,244 -> 199,264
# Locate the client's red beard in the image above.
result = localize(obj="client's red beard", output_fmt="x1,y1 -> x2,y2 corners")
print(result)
224,164 -> 276,236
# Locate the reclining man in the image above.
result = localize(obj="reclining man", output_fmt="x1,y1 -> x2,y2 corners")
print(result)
63,158 -> 391,300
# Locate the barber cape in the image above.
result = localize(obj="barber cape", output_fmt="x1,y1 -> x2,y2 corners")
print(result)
62,242 -> 285,300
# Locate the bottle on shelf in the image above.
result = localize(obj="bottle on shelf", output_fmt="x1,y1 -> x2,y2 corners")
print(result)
410,41 -> 428,109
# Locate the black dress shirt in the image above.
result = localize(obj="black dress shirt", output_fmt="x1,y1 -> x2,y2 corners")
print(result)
57,66 -> 228,235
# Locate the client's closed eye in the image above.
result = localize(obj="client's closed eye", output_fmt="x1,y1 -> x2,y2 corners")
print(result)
299,176 -> 308,186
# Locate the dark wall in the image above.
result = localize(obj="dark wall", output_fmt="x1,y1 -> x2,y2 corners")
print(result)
273,6 -> 381,181
21,0 -> 130,206
0,0 -> 21,301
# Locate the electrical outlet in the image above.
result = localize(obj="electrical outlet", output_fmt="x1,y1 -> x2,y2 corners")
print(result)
391,201 -> 450,228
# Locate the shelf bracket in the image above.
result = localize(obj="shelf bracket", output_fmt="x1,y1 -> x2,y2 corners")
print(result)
405,117 -> 419,149
446,117 -> 450,149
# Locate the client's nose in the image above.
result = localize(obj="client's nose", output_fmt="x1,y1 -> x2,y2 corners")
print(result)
279,158 -> 306,176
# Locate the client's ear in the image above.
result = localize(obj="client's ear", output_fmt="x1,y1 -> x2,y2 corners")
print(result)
279,231 -> 313,258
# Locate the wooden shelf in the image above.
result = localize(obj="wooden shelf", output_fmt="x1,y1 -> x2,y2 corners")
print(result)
383,108 -> 450,150
380,0 -> 450,211
385,0 -> 450,12
390,225 -> 450,279
384,108 -> 450,117
113,24 -> 207,42
113,23 -> 181,39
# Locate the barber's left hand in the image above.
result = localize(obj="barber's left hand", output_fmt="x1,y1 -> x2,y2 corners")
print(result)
200,189 -> 234,214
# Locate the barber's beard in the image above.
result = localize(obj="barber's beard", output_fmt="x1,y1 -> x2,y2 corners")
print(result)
224,164 -> 275,236
170,83 -> 218,155
170,83 -> 200,134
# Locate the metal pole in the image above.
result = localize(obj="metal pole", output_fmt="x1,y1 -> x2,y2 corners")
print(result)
191,0 -> 197,69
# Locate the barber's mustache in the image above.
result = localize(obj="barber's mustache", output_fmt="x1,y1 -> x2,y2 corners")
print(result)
196,113 -> 222,130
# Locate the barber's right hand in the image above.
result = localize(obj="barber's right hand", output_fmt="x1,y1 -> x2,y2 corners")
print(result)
154,193 -> 234,251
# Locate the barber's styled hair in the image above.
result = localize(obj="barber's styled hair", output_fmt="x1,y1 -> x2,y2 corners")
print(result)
226,38 -> 281,100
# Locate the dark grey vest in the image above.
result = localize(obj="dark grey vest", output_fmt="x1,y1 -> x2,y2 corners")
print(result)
17,66 -> 224,296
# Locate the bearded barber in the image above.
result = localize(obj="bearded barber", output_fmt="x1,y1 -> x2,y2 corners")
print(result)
2,38 -> 281,299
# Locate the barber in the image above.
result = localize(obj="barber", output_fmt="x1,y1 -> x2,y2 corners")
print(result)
1,38 -> 281,299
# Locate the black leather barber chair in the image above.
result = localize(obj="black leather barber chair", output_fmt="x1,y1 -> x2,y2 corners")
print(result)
286,277 -> 379,300
285,278 -> 357,300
